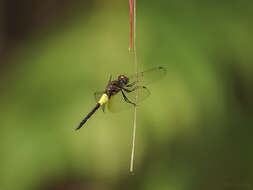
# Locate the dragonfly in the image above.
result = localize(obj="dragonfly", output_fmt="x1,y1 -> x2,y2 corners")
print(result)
76,66 -> 167,130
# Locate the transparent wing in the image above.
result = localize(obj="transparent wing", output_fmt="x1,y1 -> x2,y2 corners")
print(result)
127,66 -> 167,86
107,86 -> 150,113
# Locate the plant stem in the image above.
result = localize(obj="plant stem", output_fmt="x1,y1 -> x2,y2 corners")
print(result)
130,0 -> 137,174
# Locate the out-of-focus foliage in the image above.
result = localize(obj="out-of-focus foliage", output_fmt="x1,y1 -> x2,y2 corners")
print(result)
0,0 -> 252,190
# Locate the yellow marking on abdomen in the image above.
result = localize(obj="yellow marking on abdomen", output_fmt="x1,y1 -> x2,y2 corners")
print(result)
98,94 -> 109,105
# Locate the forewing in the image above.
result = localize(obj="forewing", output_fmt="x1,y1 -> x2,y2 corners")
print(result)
107,86 -> 150,113
127,66 -> 167,86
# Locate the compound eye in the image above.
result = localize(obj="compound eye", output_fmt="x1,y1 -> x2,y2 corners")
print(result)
119,75 -> 125,80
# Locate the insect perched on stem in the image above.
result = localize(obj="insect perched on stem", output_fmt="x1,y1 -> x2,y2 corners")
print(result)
75,66 -> 167,130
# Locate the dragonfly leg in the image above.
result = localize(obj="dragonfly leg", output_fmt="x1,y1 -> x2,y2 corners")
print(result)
122,87 -> 133,93
122,85 -> 142,93
121,90 -> 136,106
126,81 -> 136,87
123,85 -> 149,95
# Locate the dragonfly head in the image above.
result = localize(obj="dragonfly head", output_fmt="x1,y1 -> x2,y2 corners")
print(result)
118,75 -> 129,86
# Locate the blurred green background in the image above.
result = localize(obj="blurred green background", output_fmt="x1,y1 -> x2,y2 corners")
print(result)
0,0 -> 253,190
